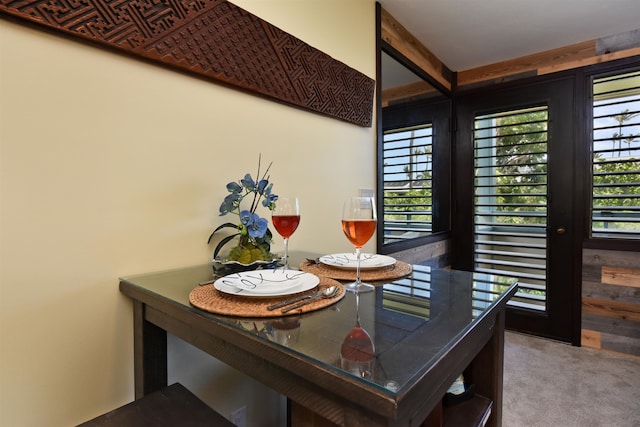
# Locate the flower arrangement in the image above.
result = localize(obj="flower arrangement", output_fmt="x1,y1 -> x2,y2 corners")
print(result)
208,156 -> 278,264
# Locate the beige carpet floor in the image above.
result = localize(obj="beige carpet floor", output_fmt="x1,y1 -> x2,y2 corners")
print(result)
503,331 -> 640,427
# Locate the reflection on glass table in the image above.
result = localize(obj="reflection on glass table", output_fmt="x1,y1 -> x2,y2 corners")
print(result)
223,264 -> 517,393
340,293 -> 375,379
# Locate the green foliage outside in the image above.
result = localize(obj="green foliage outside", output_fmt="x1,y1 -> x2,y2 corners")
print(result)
385,188 -> 433,221
384,144 -> 433,237
483,109 -> 639,233
592,108 -> 640,234
592,159 -> 640,232
593,160 -> 640,203
478,109 -> 548,226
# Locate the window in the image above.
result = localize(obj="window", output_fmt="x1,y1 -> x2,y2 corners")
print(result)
382,124 -> 433,244
378,44 -> 452,253
591,70 -> 640,240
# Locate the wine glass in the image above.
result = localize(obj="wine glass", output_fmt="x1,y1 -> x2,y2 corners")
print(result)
272,197 -> 300,270
341,196 -> 377,293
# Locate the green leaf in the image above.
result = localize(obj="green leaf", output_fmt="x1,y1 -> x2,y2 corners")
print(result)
207,222 -> 240,244
213,233 -> 240,259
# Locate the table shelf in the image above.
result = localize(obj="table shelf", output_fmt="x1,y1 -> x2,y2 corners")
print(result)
443,394 -> 492,427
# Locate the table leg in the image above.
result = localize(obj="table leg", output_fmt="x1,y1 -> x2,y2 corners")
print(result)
133,300 -> 168,399
464,309 -> 505,427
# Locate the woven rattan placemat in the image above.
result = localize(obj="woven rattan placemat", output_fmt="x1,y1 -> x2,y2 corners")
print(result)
299,259 -> 412,282
189,276 -> 344,317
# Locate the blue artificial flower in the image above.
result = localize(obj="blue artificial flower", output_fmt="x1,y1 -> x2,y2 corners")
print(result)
240,174 -> 256,191
248,217 -> 268,238
257,179 -> 269,194
262,192 -> 278,208
239,210 -> 268,238
239,209 -> 253,226
219,193 -> 241,215
226,181 -> 242,194
211,158 -> 276,254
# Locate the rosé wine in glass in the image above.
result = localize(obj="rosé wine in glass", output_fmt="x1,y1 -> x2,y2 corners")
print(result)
272,197 -> 300,269
341,219 -> 377,248
272,215 -> 300,239
342,197 -> 377,293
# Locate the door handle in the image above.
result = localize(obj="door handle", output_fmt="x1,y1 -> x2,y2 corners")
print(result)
556,227 -> 566,235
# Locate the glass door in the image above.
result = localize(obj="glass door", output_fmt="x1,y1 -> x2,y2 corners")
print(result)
455,77 -> 579,343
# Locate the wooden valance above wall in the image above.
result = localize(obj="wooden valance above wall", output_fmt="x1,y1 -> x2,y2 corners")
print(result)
0,0 -> 375,127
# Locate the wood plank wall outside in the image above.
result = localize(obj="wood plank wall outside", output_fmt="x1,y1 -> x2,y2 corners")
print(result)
582,249 -> 640,357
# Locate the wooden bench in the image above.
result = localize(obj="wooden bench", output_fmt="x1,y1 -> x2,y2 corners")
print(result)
77,383 -> 235,427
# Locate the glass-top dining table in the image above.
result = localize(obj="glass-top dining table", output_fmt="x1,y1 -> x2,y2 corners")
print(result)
119,255 -> 518,427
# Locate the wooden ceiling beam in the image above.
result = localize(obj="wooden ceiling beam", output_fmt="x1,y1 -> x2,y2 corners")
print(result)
458,33 -> 640,88
380,7 -> 453,91
381,80 -> 438,107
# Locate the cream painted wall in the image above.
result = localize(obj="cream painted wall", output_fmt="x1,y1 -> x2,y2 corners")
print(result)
0,1 -> 376,425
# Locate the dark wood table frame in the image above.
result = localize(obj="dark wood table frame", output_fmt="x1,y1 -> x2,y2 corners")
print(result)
120,268 -> 516,427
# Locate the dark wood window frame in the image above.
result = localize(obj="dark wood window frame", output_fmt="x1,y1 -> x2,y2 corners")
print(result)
583,58 -> 640,252
378,96 -> 452,255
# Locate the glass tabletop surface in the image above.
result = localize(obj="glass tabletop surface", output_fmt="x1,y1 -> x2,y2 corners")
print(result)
120,259 -> 517,396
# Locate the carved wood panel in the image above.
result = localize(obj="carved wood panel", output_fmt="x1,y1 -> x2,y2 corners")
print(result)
1,0 -> 374,127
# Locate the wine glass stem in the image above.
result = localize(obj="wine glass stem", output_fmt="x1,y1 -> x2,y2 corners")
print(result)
283,237 -> 289,269
355,247 -> 362,285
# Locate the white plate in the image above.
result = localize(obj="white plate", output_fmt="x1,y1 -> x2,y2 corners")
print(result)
214,269 -> 319,297
319,253 -> 396,270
